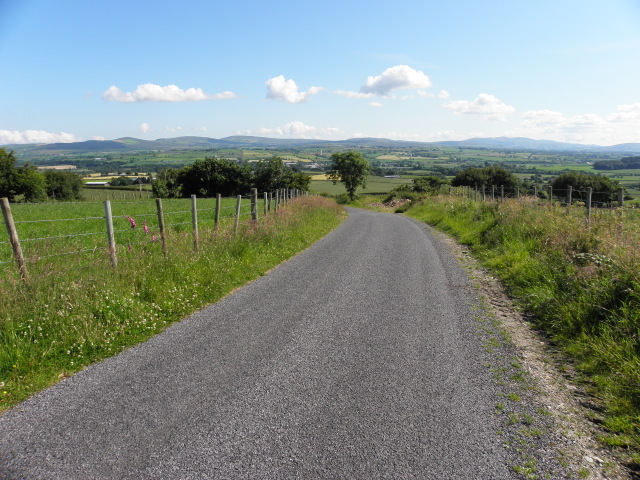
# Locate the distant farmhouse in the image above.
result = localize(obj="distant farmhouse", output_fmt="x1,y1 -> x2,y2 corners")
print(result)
37,165 -> 77,170
85,181 -> 110,186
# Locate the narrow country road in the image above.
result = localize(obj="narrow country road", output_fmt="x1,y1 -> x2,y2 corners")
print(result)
1,208 -> 530,479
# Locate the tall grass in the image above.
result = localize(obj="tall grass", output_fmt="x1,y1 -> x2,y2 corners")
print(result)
0,196 -> 344,411
407,196 -> 640,466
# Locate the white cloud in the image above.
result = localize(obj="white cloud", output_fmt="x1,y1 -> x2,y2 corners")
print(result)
509,102 -> 640,145
334,90 -> 375,99
250,121 -> 343,139
359,65 -> 432,96
438,90 -> 450,99
139,123 -> 151,133
369,101 -> 383,108
444,93 -> 516,121
103,84 -> 237,102
265,76 -> 323,103
0,130 -> 79,145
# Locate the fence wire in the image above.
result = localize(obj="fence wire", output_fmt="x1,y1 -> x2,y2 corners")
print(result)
1,190 -> 299,274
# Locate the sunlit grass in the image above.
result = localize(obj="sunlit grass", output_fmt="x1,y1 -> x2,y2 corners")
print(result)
0,196 -> 344,411
407,195 -> 640,465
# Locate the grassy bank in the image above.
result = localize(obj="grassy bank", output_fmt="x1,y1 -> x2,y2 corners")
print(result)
405,195 -> 640,466
0,196 -> 344,411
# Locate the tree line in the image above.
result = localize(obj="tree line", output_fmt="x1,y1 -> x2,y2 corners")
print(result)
0,148 -> 83,202
593,156 -> 640,171
151,156 -> 311,198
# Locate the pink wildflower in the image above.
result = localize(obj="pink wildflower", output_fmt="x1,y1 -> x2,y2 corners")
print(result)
151,234 -> 157,242
143,221 -> 149,234
126,216 -> 136,229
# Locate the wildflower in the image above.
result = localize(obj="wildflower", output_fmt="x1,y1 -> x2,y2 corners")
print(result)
143,221 -> 149,234
152,234 -> 157,242
126,216 -> 136,229
128,242 -> 132,252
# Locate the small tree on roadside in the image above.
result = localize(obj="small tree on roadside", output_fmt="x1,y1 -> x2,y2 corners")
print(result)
326,151 -> 371,201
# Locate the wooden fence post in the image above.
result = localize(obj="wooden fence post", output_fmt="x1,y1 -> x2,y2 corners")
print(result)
491,185 -> 495,200
156,198 -> 167,256
1,197 -> 29,281
500,185 -> 504,201
251,188 -> 258,222
191,194 -> 199,252
214,194 -> 221,232
103,200 -> 117,268
263,192 -> 268,216
618,187 -> 625,207
587,187 -> 593,220
234,195 -> 242,235
567,185 -> 572,206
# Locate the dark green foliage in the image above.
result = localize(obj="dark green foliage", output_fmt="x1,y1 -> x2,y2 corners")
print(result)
593,156 -> 640,170
551,171 -> 619,203
152,168 -> 182,198
254,156 -> 310,193
326,151 -> 372,200
109,176 -> 134,187
452,165 -> 520,191
412,175 -> 448,193
178,158 -> 252,197
16,165 -> 46,202
44,170 -> 84,200
254,157 -> 293,192
0,148 -> 46,202
151,157 -> 311,199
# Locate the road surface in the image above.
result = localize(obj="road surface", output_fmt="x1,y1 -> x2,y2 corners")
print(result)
1,208 -> 532,479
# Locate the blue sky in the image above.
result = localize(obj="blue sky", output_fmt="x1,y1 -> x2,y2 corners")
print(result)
1,0 -> 639,146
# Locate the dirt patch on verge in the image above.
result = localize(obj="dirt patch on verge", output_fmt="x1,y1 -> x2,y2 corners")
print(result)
431,226 -> 633,480
367,198 -> 411,209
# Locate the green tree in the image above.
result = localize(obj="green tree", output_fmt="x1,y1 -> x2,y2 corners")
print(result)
326,151 -> 372,200
289,172 -> 311,192
254,156 -> 311,193
412,175 -> 447,193
552,171 -> 619,203
0,149 -> 20,201
109,176 -> 134,187
452,165 -> 519,192
0,149 -> 46,202
152,168 -> 182,198
44,170 -> 84,200
16,164 -> 46,202
254,157 -> 294,192
450,167 -> 488,189
177,158 -> 252,197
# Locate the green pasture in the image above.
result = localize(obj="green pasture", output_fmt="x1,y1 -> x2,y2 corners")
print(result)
0,196 -> 259,270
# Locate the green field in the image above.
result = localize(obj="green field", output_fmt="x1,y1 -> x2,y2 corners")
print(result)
0,195 -> 262,271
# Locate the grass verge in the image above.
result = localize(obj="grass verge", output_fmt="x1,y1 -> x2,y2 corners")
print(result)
0,196 -> 344,412
405,195 -> 640,469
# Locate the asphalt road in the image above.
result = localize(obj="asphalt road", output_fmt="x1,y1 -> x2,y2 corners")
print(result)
0,208 -> 522,479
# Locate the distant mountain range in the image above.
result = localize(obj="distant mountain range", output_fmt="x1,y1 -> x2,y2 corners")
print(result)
5,135 -> 640,154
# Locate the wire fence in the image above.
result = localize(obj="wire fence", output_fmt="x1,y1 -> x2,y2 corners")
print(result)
1,188 -> 306,281
442,184 -> 640,210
